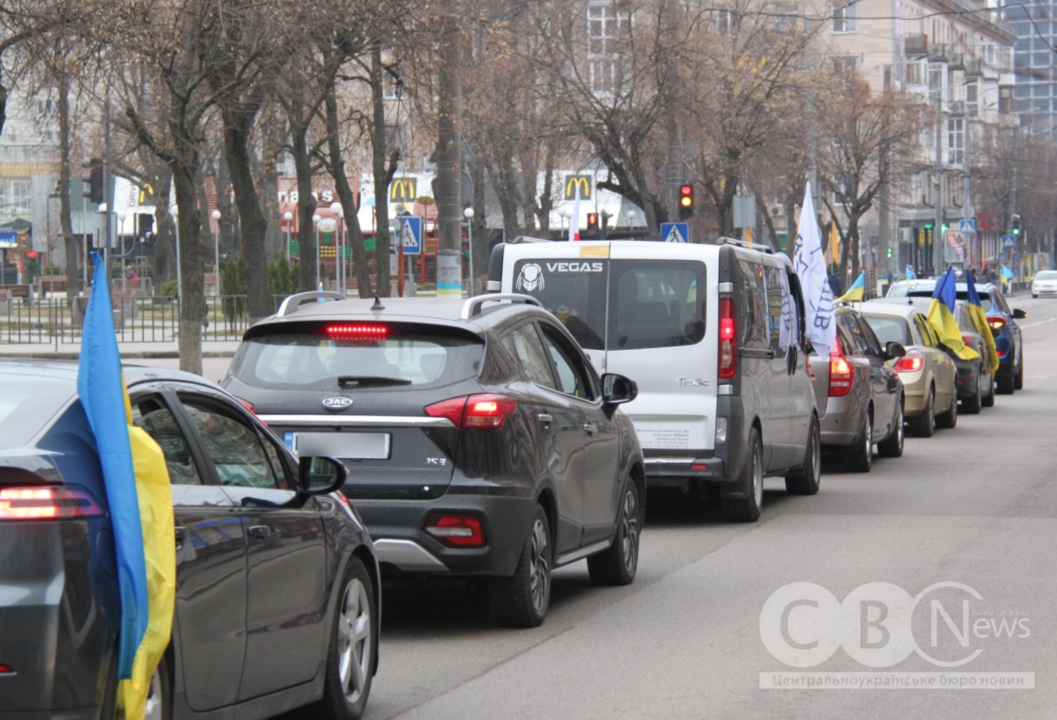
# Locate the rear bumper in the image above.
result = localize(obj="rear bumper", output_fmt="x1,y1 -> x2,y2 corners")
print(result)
355,490 -> 536,577
954,360 -> 981,398
819,395 -> 865,447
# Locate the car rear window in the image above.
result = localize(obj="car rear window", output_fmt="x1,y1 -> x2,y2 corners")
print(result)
906,290 -> 992,312
1036,271 -> 1057,281
232,323 -> 484,391
513,258 -> 705,351
0,376 -> 76,450
862,314 -> 911,346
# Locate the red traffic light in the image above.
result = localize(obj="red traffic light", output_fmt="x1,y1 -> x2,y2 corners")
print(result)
679,184 -> 695,219
587,212 -> 599,228
679,185 -> 693,196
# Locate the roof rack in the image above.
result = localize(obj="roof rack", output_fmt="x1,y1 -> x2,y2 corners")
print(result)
717,236 -> 774,253
461,294 -> 542,320
276,291 -> 347,317
509,236 -> 554,244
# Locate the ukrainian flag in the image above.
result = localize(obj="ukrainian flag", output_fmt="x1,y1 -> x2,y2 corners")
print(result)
77,253 -> 175,720
966,271 -> 999,374
839,272 -> 865,302
927,267 -> 979,361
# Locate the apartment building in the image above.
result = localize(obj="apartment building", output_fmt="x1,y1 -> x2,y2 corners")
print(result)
1004,0 -> 1057,138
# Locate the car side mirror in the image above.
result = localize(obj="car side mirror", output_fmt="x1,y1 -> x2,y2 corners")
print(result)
1012,308 -> 1027,319
298,456 -> 347,495
602,373 -> 638,405
885,341 -> 907,360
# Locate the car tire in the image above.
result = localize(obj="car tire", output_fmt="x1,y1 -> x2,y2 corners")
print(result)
1033,293 -> 1038,298
936,389 -> 958,429
877,400 -> 905,458
785,416 -> 821,495
722,427 -> 763,523
587,480 -> 642,586
101,647 -> 171,720
844,410 -> 873,473
909,387 -> 935,437
1014,356 -> 1024,390
312,556 -> 377,720
961,371 -> 983,414
489,505 -> 552,627
982,374 -> 995,407
996,369 -> 1015,395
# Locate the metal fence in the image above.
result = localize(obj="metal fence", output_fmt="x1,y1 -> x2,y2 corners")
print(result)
0,294 -> 288,345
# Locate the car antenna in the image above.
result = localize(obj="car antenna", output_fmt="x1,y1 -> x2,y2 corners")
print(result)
371,296 -> 385,311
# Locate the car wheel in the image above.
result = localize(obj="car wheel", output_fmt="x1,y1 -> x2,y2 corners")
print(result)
936,388 -> 958,429
909,387 -> 935,437
877,400 -> 905,457
961,372 -> 982,414
996,369 -> 1015,395
314,556 -> 376,720
1014,356 -> 1024,390
785,415 -> 821,495
143,657 -> 171,720
489,505 -> 552,627
722,427 -> 763,522
982,374 -> 995,407
587,481 -> 642,586
844,410 -> 873,472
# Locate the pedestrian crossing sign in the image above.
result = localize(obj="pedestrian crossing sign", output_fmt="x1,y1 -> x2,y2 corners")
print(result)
661,222 -> 690,244
400,216 -> 423,255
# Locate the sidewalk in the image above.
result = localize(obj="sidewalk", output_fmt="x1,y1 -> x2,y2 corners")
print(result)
0,339 -> 241,360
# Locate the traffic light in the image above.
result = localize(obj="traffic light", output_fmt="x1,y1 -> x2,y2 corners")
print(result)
678,184 -> 694,219
82,158 -> 104,204
1011,214 -> 1021,236
586,212 -> 599,237
941,222 -> 949,236
887,247 -> 893,259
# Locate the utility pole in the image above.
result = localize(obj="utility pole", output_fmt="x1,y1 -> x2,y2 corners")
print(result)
933,108 -> 944,275
435,0 -> 462,297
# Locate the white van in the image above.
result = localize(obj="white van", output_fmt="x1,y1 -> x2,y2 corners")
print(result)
488,238 -> 820,522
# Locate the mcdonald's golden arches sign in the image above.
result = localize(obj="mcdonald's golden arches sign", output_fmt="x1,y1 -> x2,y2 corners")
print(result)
564,175 -> 592,200
390,177 -> 417,203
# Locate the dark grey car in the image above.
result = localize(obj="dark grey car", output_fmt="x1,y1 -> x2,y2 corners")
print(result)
222,292 -> 645,628
0,362 -> 379,720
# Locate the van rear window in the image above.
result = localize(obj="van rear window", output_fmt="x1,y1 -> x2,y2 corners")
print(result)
513,258 -> 705,351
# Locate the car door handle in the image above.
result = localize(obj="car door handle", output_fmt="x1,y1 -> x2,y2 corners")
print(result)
538,413 -> 553,423
247,525 -> 271,539
583,422 -> 598,435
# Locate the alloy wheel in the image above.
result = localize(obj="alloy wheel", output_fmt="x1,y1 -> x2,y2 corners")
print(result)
529,519 -> 550,614
338,577 -> 373,706
619,489 -> 639,573
144,668 -> 163,720
811,427 -> 821,485
752,443 -> 764,511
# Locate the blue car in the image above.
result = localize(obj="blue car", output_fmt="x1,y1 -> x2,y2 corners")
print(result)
886,280 -> 1026,394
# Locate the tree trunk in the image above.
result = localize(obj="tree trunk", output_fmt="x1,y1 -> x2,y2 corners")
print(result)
173,163 -> 204,375
225,121 -> 272,320
58,70 -> 77,297
370,44 -> 393,296
152,170 -> 175,282
324,89 -> 372,297
471,159 -> 486,294
214,146 -> 237,256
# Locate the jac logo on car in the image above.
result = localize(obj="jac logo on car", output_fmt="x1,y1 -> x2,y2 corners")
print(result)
321,396 -> 354,410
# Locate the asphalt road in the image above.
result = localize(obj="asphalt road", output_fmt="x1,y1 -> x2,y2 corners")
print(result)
357,294 -> 1057,720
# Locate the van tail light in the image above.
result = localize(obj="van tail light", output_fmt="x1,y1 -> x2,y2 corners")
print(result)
424,513 -> 486,547
987,317 -> 1006,331
718,298 -> 737,380
961,335 -> 974,347
424,394 -> 518,429
893,351 -> 925,374
828,346 -> 854,397
0,487 -> 102,521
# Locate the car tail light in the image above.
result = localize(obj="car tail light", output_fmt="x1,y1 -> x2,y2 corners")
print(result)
424,513 -> 486,548
961,335 -> 973,347
718,298 -> 737,380
325,324 -> 389,339
0,487 -> 102,521
894,351 -> 925,374
0,664 -> 13,675
997,349 -> 1007,358
829,347 -> 854,397
987,317 -> 1006,331
234,397 -> 266,425
424,394 -> 518,429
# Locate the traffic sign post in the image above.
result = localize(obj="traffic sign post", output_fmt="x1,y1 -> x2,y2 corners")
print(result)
1002,235 -> 1016,250
661,222 -> 690,244
397,216 -> 423,297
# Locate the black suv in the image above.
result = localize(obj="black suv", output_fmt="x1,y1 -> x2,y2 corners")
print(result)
223,292 -> 644,627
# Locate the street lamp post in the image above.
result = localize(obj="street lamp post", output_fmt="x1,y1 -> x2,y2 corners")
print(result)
210,210 -> 222,304
117,211 -> 127,291
330,202 -> 344,295
313,214 -> 322,291
283,211 -> 293,262
464,207 -> 475,296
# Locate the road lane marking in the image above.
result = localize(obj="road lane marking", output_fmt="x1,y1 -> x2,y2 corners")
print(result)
1019,317 -> 1057,329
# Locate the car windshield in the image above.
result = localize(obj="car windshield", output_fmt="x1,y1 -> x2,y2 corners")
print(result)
232,326 -> 484,391
862,314 -> 911,346
905,290 -> 992,312
0,374 -> 76,450
1036,271 -> 1057,281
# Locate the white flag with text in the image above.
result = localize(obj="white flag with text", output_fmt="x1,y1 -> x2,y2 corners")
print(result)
792,183 -> 836,357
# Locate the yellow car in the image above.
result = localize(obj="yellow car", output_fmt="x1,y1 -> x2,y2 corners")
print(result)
861,303 -> 957,437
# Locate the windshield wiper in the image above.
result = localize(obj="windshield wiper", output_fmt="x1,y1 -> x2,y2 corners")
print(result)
337,375 -> 412,387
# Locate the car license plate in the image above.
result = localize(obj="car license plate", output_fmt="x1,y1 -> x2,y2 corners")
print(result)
287,432 -> 391,460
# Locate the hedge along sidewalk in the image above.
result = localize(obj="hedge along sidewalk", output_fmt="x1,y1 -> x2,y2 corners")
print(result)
0,339 -> 241,360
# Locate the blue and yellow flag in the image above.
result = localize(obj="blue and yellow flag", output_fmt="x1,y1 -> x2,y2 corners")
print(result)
966,272 -> 999,374
839,272 -> 865,302
927,267 -> 978,361
77,253 -> 175,720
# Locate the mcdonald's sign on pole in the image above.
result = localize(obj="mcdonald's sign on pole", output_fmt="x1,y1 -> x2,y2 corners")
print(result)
564,175 -> 592,201
389,177 -> 418,204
